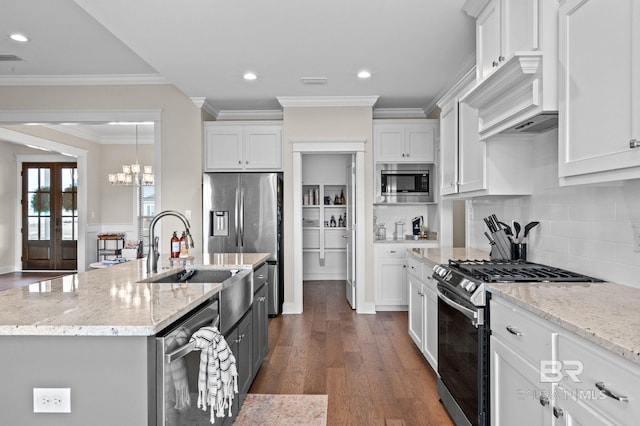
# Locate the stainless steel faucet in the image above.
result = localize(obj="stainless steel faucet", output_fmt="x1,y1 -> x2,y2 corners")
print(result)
147,210 -> 195,273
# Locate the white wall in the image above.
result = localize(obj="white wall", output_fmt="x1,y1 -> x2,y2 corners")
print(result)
467,130 -> 640,288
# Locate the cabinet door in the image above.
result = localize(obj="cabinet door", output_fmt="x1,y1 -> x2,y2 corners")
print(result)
491,336 -> 553,425
408,276 -> 424,349
236,312 -> 254,397
458,102 -> 486,193
477,0 -> 502,81
502,0 -> 538,57
244,126 -> 282,170
559,0 -> 640,181
423,281 -> 438,372
376,258 -> 407,307
375,126 -> 406,162
204,127 -> 243,170
252,284 -> 269,374
405,125 -> 435,162
554,386 -> 616,426
440,100 -> 459,195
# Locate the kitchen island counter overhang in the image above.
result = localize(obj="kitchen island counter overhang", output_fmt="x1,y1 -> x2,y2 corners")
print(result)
0,253 -> 269,336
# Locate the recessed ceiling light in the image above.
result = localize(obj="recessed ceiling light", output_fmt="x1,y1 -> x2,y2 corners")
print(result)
243,72 -> 257,81
10,33 -> 29,43
357,70 -> 371,79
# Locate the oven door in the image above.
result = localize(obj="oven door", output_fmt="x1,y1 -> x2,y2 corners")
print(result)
437,284 -> 487,426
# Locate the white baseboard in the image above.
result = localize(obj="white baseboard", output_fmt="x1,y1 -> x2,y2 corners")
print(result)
282,302 -> 302,314
356,302 -> 377,314
0,265 -> 15,275
375,305 -> 408,312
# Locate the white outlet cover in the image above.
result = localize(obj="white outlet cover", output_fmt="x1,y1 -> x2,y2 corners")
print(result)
33,388 -> 71,413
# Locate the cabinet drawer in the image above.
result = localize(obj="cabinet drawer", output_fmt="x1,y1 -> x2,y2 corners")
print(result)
558,333 -> 640,425
406,256 -> 423,279
490,297 -> 557,366
375,246 -> 407,259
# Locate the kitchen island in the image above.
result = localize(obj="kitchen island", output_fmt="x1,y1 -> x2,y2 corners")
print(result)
0,253 -> 269,426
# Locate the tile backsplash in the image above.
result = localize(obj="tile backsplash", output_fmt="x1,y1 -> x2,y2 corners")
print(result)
468,130 -> 640,288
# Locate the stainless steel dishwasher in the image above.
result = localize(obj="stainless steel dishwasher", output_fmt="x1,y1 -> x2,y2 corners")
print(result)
154,268 -> 253,426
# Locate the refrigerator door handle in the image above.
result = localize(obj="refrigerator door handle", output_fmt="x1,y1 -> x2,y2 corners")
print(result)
240,186 -> 245,247
235,186 -> 240,247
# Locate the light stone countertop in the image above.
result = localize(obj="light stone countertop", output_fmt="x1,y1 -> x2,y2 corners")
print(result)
0,253 -> 269,337
488,282 -> 640,365
405,247 -> 640,365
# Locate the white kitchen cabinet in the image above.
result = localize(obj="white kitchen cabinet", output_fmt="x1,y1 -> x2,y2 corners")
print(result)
204,122 -> 282,171
490,296 -> 557,425
375,246 -> 408,310
406,253 -> 437,372
437,69 -> 534,198
469,0 -> 540,82
462,0 -> 558,139
555,331 -> 640,425
373,120 -> 437,163
558,0 -> 640,185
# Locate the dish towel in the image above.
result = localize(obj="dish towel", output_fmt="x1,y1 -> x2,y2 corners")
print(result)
165,327 -> 191,410
190,326 -> 238,422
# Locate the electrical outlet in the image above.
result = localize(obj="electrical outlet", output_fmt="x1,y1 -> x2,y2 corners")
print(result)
185,209 -> 192,220
633,225 -> 640,253
33,388 -> 71,413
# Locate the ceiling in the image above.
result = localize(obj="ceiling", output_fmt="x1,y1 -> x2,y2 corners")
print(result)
1,0 -> 475,139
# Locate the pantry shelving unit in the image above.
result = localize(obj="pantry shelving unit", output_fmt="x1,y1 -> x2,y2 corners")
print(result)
302,184 -> 348,259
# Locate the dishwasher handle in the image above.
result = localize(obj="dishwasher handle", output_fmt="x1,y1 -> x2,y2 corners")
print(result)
165,315 -> 219,363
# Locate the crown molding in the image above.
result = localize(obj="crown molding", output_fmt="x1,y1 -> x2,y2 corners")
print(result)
216,110 -> 283,121
372,108 -> 427,119
190,97 -> 221,118
0,109 -> 161,124
0,74 -> 169,86
277,96 -> 379,108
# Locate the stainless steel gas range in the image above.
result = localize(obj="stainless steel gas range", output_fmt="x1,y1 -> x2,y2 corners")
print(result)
432,259 -> 602,426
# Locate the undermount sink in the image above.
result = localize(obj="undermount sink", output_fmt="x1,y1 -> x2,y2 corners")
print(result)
143,269 -> 234,284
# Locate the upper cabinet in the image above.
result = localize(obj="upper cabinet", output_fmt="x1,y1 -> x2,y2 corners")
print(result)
438,68 -> 534,198
558,0 -> 640,185
373,120 -> 437,163
204,122 -> 283,171
461,0 -> 559,140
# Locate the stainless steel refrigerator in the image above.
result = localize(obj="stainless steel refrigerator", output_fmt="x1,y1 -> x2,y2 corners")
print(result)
203,172 -> 283,316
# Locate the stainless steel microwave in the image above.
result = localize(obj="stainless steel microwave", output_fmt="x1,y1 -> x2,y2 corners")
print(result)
377,163 -> 434,204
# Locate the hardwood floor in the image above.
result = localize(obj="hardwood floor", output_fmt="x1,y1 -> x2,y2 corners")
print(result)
0,271 -> 71,292
249,280 -> 454,426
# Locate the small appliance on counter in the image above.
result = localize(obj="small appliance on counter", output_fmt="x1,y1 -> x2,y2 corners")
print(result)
412,216 -> 423,236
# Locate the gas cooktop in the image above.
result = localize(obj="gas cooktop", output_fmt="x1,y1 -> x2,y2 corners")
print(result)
446,259 -> 603,283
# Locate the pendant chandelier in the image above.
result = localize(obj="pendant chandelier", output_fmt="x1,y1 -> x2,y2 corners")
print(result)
108,125 -> 154,186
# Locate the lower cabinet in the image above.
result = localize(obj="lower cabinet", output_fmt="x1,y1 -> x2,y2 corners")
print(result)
406,253 -> 437,372
490,294 -> 640,426
252,283 -> 269,374
375,245 -> 409,310
226,311 -> 253,410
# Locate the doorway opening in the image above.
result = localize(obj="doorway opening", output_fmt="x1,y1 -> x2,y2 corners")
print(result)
292,140 -> 366,314
301,153 -> 356,308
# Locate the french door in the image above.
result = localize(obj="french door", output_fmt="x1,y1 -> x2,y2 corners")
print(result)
22,162 -> 78,270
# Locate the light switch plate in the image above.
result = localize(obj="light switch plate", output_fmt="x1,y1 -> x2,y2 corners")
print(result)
33,388 -> 71,413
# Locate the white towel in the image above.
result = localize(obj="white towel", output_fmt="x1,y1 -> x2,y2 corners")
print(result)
165,327 -> 191,410
190,326 -> 238,422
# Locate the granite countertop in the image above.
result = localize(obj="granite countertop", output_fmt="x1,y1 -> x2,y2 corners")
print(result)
488,281 -> 640,365
407,247 -> 490,264
0,253 -> 269,337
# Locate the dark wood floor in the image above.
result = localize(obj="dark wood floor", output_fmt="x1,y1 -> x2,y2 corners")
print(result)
0,271 -> 71,291
249,280 -> 454,426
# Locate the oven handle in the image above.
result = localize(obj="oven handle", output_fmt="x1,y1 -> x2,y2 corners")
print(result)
437,289 -> 484,327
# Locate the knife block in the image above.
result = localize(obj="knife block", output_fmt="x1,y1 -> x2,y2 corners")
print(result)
490,229 -> 512,260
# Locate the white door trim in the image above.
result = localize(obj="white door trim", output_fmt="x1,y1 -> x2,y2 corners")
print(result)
290,139 -> 367,314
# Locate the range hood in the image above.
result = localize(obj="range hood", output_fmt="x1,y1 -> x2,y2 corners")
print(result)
460,52 -> 558,140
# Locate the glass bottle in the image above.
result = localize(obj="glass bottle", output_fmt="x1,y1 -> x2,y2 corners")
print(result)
170,231 -> 180,258
340,189 -> 346,205
330,215 -> 336,227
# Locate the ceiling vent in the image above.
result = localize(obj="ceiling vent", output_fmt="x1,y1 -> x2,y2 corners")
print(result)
300,77 -> 328,85
0,54 -> 23,61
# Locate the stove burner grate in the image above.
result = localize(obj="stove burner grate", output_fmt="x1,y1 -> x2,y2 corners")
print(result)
447,259 -> 602,283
